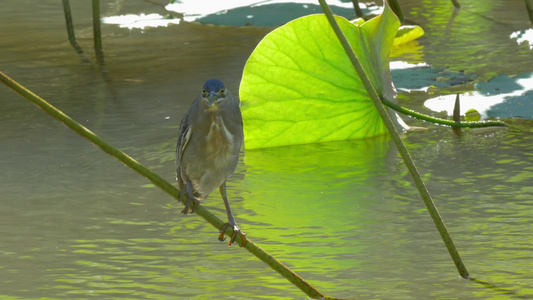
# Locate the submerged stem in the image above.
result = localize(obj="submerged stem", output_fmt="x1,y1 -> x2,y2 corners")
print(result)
92,0 -> 104,67
62,0 -> 84,55
451,0 -> 461,9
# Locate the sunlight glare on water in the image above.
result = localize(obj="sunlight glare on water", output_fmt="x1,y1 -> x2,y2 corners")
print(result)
102,14 -> 181,29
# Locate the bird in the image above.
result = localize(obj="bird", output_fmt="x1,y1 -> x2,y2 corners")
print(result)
175,79 -> 246,247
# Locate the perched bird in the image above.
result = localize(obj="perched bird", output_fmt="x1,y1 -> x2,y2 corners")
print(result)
176,79 -> 246,247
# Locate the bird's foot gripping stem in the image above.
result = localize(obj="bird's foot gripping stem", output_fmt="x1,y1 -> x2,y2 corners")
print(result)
181,198 -> 199,215
179,188 -> 200,215
219,222 -> 247,247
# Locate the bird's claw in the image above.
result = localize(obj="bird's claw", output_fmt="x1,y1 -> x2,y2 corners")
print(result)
181,197 -> 199,215
219,222 -> 247,247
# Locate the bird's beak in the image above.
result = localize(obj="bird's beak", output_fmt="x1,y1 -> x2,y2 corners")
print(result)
208,91 -> 218,106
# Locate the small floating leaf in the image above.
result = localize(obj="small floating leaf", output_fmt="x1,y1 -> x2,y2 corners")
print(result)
393,25 -> 425,46
465,109 -> 481,121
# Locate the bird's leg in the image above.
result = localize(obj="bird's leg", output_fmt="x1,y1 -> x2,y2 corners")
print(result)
218,182 -> 247,247
180,181 -> 199,215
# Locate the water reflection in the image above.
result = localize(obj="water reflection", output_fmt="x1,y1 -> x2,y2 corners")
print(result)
241,137 -> 391,229
409,0 -> 533,78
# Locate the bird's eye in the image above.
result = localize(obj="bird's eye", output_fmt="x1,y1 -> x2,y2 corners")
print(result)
202,89 -> 208,96
219,88 -> 225,96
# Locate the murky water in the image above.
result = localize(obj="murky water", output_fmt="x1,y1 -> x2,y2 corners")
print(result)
1,0 -> 532,299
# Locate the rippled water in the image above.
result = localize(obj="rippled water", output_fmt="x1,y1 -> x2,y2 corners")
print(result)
1,0 -> 532,299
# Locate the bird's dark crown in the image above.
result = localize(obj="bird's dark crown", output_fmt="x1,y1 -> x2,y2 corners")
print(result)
203,79 -> 226,94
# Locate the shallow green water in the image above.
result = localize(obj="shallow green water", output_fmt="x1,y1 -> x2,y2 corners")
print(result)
1,0 -> 532,299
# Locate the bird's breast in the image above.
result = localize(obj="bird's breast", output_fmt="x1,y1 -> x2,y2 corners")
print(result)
206,115 -> 234,145
204,114 -> 238,168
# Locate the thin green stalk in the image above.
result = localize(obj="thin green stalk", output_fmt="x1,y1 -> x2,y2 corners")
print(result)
62,0 -> 84,55
318,0 -> 470,279
92,0 -> 104,66
380,97 -> 507,128
526,0 -> 533,25
451,0 -> 461,9
387,0 -> 404,23
350,0 -> 364,18
0,71 -> 344,300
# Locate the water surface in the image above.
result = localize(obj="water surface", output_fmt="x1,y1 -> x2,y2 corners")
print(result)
1,0 -> 532,299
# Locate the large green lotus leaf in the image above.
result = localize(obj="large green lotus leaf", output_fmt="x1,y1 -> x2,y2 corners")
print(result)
240,5 -> 400,149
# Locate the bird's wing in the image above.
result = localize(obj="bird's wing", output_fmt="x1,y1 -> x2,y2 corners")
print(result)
176,112 -> 193,166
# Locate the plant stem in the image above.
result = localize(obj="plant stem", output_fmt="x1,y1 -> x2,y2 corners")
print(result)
92,0 -> 104,67
318,0 -> 470,279
386,0 -> 404,23
380,97 -> 507,128
0,71 -> 339,300
350,0 -> 364,18
526,0 -> 533,25
62,0 -> 84,55
451,0 -> 461,9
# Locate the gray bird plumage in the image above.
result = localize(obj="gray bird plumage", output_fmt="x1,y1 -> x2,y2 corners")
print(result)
176,79 -> 246,246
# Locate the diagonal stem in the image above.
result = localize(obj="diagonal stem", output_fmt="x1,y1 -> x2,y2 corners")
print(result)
318,0 -> 470,279
0,71 -> 344,300
526,0 -> 533,25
